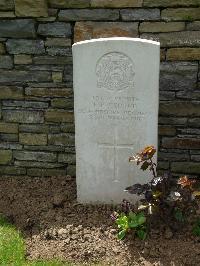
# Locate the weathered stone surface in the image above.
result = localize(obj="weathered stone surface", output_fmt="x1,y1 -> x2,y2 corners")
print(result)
73,38 -> 160,203
67,165 -> 76,176
15,65 -> 64,72
160,62 -> 198,91
19,133 -> 47,145
33,56 -> 72,65
188,118 -> 200,127
15,161 -> 63,168
51,98 -> 73,109
0,56 -> 13,69
19,124 -> 49,133
121,9 -> 160,21
178,128 -> 200,135
0,150 -> 12,165
58,153 -> 76,164
14,55 -> 32,64
161,49 -> 166,61
162,137 -> 200,149
48,133 -> 75,146
0,12 -> 15,18
159,117 -> 187,125
45,38 -> 71,47
45,110 -> 74,123
0,166 -> 26,175
0,43 -> 5,54
59,9 -> 119,21
63,65 -> 73,85
91,0 -> 142,7
15,0 -> 48,17
187,21 -> 200,30
0,19 -> 36,38
143,0 -> 200,7
61,123 -> 75,133
158,151 -> 189,161
74,22 -> 138,42
24,145 -> 64,152
140,22 -> 185,33
157,161 -> 169,170
0,86 -> 23,99
13,151 -> 57,162
141,31 -> 200,47
0,0 -> 14,10
36,17 -> 56,22
176,91 -> 200,100
52,72 -> 63,83
0,123 -> 18,133
6,39 -> 45,54
162,8 -> 200,21
0,143 -> 22,150
3,110 -> 44,123
2,100 -> 48,109
167,48 -> 200,60
159,125 -> 176,136
27,168 -> 66,177
191,155 -> 200,162
160,102 -> 200,116
160,91 -> 175,100
0,70 -> 51,84
0,133 -> 18,142
65,146 -> 75,153
190,150 -> 200,155
171,162 -> 200,174
49,0 -> 90,8
25,87 -> 72,97
38,22 -> 71,37
46,47 -> 72,56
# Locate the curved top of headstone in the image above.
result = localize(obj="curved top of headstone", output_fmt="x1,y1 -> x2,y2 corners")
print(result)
72,37 -> 160,47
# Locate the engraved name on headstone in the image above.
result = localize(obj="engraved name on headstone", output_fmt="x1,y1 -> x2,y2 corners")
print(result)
73,38 -> 160,203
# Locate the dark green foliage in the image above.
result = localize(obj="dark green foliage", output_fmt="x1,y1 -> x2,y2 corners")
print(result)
112,146 -> 200,240
115,211 -> 147,240
192,218 -> 200,236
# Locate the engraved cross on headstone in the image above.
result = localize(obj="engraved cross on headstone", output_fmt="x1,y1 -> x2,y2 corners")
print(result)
98,130 -> 136,183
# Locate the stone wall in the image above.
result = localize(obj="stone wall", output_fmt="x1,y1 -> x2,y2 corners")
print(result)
0,0 -> 199,177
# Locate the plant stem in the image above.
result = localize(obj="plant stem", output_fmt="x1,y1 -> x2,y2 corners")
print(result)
150,158 -> 157,178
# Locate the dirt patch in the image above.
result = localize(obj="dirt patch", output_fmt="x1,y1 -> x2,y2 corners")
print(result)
0,175 -> 200,265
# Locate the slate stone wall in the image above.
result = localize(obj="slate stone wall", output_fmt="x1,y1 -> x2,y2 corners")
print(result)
0,0 -> 199,177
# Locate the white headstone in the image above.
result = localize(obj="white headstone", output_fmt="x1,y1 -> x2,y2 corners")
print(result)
72,37 -> 160,204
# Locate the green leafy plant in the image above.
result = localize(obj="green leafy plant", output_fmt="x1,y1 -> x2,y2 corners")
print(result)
112,146 -> 200,240
113,210 -> 147,240
192,218 -> 200,237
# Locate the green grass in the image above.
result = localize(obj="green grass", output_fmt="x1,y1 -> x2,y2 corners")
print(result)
0,215 -> 25,265
0,215 -> 72,266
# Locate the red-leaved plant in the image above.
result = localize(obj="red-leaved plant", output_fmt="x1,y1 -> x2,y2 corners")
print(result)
112,146 -> 200,240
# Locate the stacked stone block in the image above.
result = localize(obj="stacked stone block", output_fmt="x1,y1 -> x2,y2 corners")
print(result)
0,0 -> 199,177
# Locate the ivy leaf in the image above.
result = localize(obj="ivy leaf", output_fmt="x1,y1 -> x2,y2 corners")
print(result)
193,191 -> 200,197
117,230 -> 126,240
174,209 -> 185,222
116,214 -> 128,230
124,184 -> 143,194
136,229 -> 147,240
141,161 -> 150,171
152,191 -> 162,198
124,183 -> 150,195
136,212 -> 146,225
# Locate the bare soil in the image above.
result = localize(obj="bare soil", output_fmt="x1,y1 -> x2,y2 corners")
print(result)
0,175 -> 200,266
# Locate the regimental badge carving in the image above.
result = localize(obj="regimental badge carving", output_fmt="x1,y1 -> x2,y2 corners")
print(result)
96,52 -> 135,91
